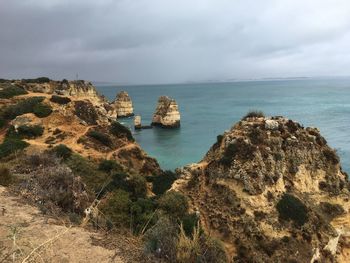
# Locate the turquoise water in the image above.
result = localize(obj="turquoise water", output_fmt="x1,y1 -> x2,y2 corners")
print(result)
96,79 -> 350,174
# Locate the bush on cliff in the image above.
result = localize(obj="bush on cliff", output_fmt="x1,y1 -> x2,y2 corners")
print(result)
74,100 -> 98,125
101,189 -> 132,228
0,84 -> 27,98
220,138 -> 255,165
33,103 -> 52,118
151,170 -> 178,195
51,144 -> 72,160
21,77 -> 50,83
158,191 -> 189,219
110,121 -> 134,141
16,125 -> 44,138
87,130 -> 112,147
50,95 -> 71,105
243,110 -> 265,120
128,174 -> 147,199
276,193 -> 308,226
1,97 -> 44,120
98,159 -> 123,173
0,138 -> 29,159
0,165 -> 13,186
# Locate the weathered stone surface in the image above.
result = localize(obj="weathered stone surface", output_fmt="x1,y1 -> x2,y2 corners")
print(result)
173,116 -> 350,262
113,91 -> 134,117
134,115 -> 141,129
151,96 -> 180,128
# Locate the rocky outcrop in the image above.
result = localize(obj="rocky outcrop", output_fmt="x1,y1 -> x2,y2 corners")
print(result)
151,96 -> 180,128
174,116 -> 350,262
134,115 -> 141,129
113,91 -> 134,117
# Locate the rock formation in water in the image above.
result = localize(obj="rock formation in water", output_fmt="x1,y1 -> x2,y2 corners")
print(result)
151,96 -> 180,128
173,115 -> 350,262
134,115 -> 141,129
113,91 -> 134,117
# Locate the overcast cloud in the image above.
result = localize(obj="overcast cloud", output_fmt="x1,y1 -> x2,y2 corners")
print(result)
1,0 -> 350,84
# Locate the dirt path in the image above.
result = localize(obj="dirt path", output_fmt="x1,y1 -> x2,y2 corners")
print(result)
0,187 -> 124,263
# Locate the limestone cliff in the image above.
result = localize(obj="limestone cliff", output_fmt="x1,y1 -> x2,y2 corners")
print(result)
0,79 -> 161,176
113,91 -> 134,117
151,96 -> 180,128
173,116 -> 350,262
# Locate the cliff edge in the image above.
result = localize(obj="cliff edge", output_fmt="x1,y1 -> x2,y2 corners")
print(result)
173,115 -> 350,262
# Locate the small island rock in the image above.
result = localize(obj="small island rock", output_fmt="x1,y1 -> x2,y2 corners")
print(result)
151,96 -> 180,128
113,91 -> 134,117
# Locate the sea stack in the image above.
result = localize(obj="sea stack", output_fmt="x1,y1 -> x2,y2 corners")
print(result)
114,91 -> 134,117
151,96 -> 180,128
134,115 -> 141,129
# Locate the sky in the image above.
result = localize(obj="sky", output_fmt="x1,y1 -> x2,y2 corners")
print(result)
1,0 -> 350,84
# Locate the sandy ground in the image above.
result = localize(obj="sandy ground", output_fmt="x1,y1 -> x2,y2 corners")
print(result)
0,186 -> 124,263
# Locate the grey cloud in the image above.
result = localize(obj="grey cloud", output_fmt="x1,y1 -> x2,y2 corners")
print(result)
1,0 -> 350,83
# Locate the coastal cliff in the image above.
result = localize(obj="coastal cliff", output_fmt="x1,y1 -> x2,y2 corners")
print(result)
0,79 -> 160,176
152,96 -> 180,128
173,115 -> 350,262
113,91 -> 134,117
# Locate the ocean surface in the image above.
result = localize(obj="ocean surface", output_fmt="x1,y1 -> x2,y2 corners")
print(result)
96,79 -> 350,174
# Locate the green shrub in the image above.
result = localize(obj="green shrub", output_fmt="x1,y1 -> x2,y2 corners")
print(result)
151,170 -> 178,195
130,198 -> 157,234
33,103 -> 52,118
0,165 -> 12,186
1,97 -> 44,120
50,95 -> 71,105
51,144 -> 72,160
101,189 -> 132,228
0,84 -> 27,98
0,138 -> 29,159
16,125 -> 44,138
87,130 -> 112,147
158,191 -> 189,219
98,159 -> 123,173
181,213 -> 199,237
323,148 -> 339,165
128,174 -> 147,199
276,193 -> 308,226
220,138 -> 255,165
21,77 -> 50,83
66,154 -> 110,194
110,121 -> 134,141
243,110 -> 265,120
144,216 -> 178,261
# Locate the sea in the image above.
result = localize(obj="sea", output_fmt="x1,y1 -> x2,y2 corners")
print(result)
96,78 -> 350,174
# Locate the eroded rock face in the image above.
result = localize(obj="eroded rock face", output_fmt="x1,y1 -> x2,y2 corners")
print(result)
174,116 -> 350,262
152,96 -> 180,128
113,91 -> 134,117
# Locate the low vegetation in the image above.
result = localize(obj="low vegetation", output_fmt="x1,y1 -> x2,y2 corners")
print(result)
0,84 -> 28,98
33,103 -> 53,118
1,96 -> 44,120
51,144 -> 73,160
150,170 -> 178,195
87,130 -> 113,147
0,138 -> 29,159
243,110 -> 265,119
0,165 -> 12,186
21,77 -> 50,83
110,121 -> 134,141
276,193 -> 308,226
19,125 -> 44,138
50,95 -> 71,104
